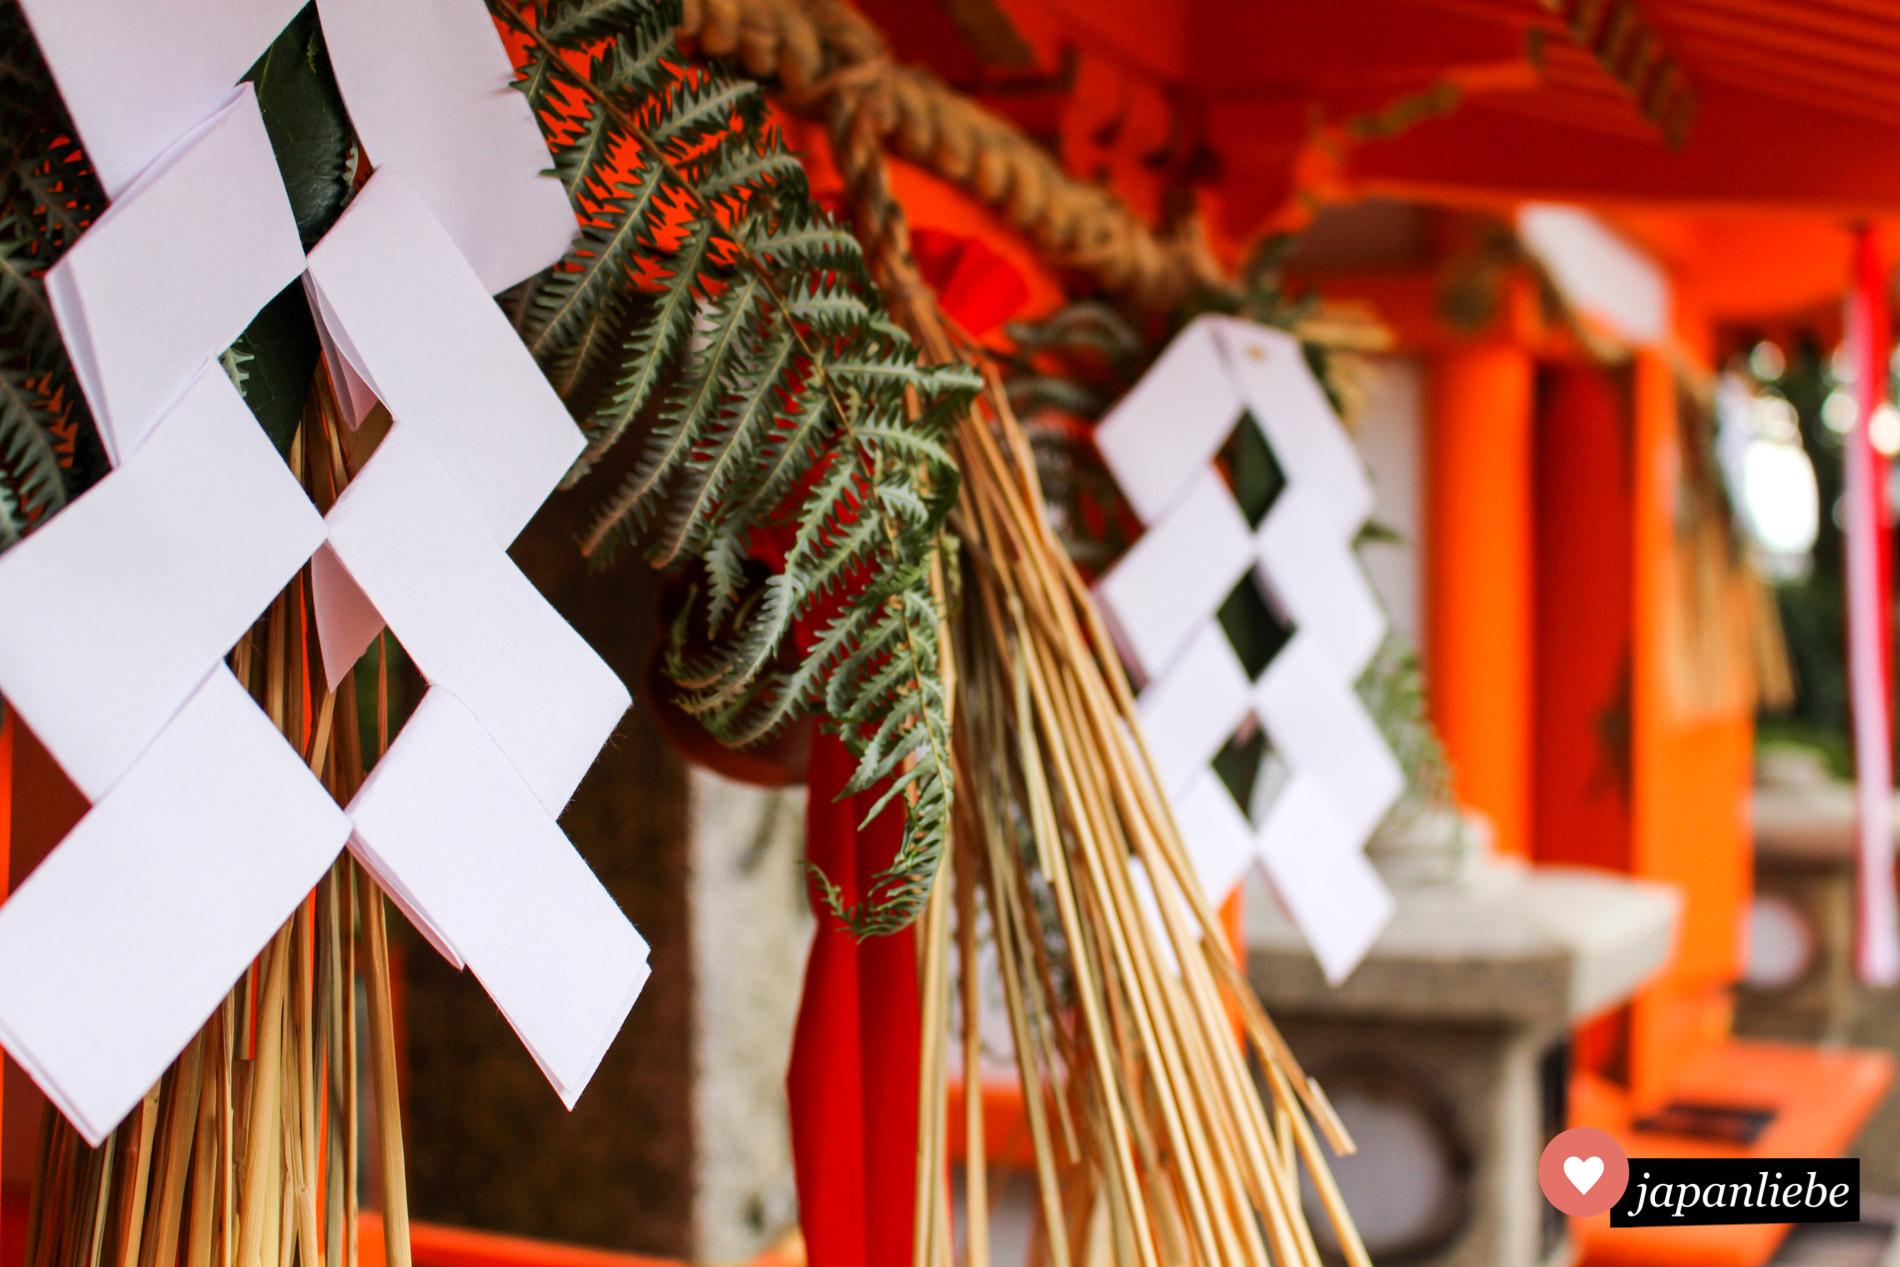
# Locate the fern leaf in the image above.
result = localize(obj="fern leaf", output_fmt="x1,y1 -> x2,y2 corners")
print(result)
779,275 -> 876,341
650,75 -> 762,162
507,0 -> 979,933
695,144 -> 807,212
525,153 -> 665,360
632,272 -> 763,512
753,212 -> 865,273
732,382 -> 831,522
539,0 -> 680,49
650,315 -> 798,566
567,214 -> 716,482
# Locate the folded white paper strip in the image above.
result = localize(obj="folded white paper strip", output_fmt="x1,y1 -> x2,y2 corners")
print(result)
1094,321 -> 1246,524
1172,772 -> 1265,910
1093,467 -> 1253,680
1254,779 -> 1394,984
305,173 -> 583,546
315,0 -> 575,295
45,86 -> 306,464
349,688 -> 649,1107
1253,634 -> 1404,844
1092,316 -> 1401,982
0,667 -> 351,1144
326,425 -> 629,816
306,294 -> 381,430
15,0 -> 302,199
1255,490 -> 1387,679
0,369 -> 324,801
311,543 -> 385,691
1135,623 -> 1251,796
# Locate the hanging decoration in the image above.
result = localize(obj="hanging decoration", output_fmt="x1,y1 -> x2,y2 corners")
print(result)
495,0 -> 981,935
1090,316 -> 1403,983
1534,0 -> 1697,144
779,40 -> 1378,1257
673,0 -> 1228,312
0,0 -> 669,1259
1843,227 -> 1900,987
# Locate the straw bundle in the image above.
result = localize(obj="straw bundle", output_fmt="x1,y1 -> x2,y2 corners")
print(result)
25,374 -> 412,1267
813,89 -> 1374,1259
907,362 -> 1375,1266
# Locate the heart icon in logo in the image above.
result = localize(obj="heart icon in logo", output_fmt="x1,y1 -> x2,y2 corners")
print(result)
1565,1155 -> 1605,1194
1541,1127 -> 1626,1215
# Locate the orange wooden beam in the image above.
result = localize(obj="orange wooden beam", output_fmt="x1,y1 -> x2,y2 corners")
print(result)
1426,341 -> 1538,859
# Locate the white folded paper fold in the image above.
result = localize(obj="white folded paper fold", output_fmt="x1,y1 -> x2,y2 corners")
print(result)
1092,317 -> 1400,981
1253,634 -> 1404,843
304,172 -> 583,547
0,667 -> 351,1145
1254,779 -> 1395,984
1094,317 -> 1246,524
1093,467 -> 1254,680
348,688 -> 650,1107
325,425 -> 629,817
15,0 -> 303,199
1134,623 -> 1252,797
315,0 -> 575,295
45,85 -> 306,464
0,368 -> 324,801
311,543 -> 386,692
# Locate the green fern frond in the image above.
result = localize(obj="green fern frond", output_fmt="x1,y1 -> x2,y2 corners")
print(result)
524,154 -> 665,361
779,274 -> 877,340
538,0 -> 680,50
695,145 -> 807,211
568,214 -> 717,481
608,271 -> 765,533
753,211 -> 866,272
0,0 -> 109,548
650,74 -> 763,164
650,315 -> 798,566
503,0 -> 978,934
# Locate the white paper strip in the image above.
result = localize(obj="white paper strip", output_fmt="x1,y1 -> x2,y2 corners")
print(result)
1254,778 -> 1394,984
15,0 -> 302,198
1173,771 -> 1262,911
1135,624 -> 1252,797
1094,467 -> 1253,680
326,425 -> 628,816
45,86 -> 306,464
0,369 -> 324,801
0,667 -> 350,1144
306,285 -> 381,430
1093,316 -> 1400,981
1254,489 -> 1387,678
315,0 -> 575,295
311,544 -> 385,692
1215,318 -> 1374,532
348,688 -> 649,1107
1254,634 -> 1404,845
305,172 -> 582,546
1094,319 -> 1245,524
1516,204 -> 1670,348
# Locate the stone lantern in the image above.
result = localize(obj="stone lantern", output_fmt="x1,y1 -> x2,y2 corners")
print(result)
1247,810 -> 1679,1267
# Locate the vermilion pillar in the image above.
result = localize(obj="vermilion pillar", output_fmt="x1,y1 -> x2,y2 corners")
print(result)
1626,347 -> 1752,1103
1426,342 -> 1536,859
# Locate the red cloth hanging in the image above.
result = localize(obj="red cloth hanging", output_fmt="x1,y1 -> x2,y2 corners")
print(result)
785,233 -> 1028,1267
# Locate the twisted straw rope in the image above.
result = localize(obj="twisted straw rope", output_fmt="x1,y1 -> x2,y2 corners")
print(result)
677,0 -> 1228,312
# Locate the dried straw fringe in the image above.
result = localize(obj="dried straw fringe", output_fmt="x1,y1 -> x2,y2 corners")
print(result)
25,370 -> 412,1267
810,85 -> 1375,1264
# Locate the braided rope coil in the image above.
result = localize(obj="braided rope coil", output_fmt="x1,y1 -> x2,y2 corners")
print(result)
678,0 -> 1226,311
